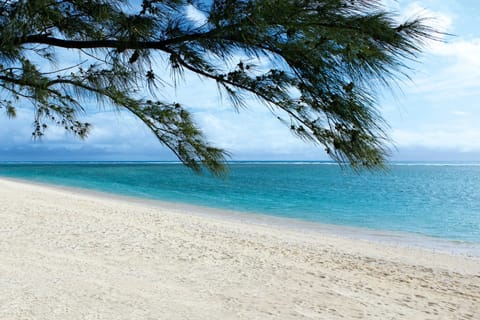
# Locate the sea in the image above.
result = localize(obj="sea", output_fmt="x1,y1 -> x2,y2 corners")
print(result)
1,161 -> 480,254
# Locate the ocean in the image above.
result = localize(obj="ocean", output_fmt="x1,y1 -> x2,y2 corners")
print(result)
1,162 -> 479,246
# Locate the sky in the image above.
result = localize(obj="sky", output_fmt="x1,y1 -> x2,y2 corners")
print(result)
1,0 -> 480,162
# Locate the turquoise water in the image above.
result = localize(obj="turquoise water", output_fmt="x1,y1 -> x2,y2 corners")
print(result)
0,162 -> 479,243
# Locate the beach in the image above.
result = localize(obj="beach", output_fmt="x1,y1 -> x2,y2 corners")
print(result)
1,178 -> 479,319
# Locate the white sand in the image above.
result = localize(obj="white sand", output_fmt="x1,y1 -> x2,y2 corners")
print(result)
0,178 -> 479,319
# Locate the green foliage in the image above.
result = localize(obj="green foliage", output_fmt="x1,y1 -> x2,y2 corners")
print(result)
0,0 -> 437,174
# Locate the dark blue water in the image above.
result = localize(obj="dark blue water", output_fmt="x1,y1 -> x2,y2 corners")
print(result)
1,162 -> 479,243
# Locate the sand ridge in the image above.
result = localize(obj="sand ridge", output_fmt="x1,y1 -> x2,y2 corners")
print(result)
0,178 -> 479,319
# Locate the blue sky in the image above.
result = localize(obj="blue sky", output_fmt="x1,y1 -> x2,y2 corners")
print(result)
1,0 -> 480,162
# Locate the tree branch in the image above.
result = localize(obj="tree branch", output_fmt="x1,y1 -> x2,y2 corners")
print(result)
17,29 -> 224,50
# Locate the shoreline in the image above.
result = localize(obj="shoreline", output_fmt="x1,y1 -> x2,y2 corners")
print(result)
1,177 -> 479,319
2,176 -> 480,258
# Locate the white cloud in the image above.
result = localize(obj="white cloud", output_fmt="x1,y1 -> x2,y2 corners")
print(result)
429,38 -> 480,64
450,110 -> 469,117
404,38 -> 480,99
185,4 -> 208,27
382,0 -> 453,32
0,107 -> 35,146
393,126 -> 480,152
402,2 -> 453,34
0,105 -> 170,157
195,108 -> 328,159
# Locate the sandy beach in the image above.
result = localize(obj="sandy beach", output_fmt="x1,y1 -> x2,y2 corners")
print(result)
0,178 -> 479,319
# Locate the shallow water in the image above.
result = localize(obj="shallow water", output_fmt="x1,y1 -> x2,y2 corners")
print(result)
1,161 -> 479,244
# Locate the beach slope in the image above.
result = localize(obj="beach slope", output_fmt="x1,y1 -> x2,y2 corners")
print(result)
0,178 -> 479,319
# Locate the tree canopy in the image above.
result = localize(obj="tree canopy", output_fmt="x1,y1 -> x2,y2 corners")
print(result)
0,0 -> 436,174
